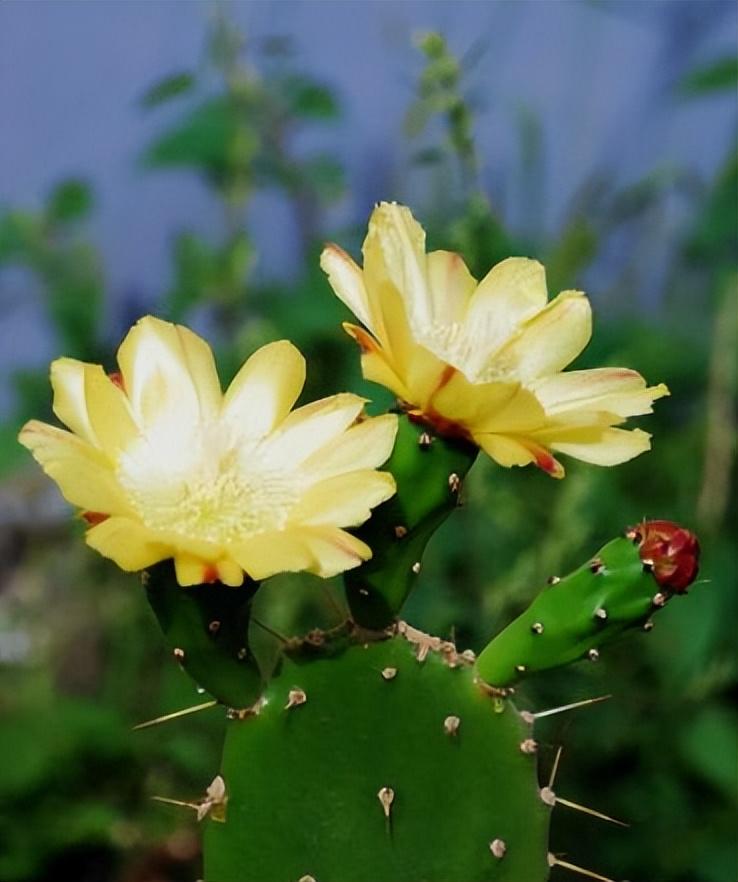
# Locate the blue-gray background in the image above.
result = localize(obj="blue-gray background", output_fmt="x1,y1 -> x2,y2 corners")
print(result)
0,0 -> 735,414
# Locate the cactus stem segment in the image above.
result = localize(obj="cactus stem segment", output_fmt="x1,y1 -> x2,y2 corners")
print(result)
489,838 -> 507,859
554,796 -> 629,828
132,699 -> 218,731
377,786 -> 395,819
532,694 -> 612,720
547,854 -> 618,882
285,688 -> 307,710
443,715 -> 461,736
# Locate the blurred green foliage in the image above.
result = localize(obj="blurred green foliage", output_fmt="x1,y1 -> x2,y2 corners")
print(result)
0,15 -> 735,882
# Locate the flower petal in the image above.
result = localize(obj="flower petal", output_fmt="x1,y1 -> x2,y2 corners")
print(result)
117,316 -> 222,428
541,426 -> 653,466
476,433 -> 565,478
486,291 -> 592,382
300,527 -> 372,577
223,340 -> 306,438
426,249 -> 477,329
363,203 -> 430,331
299,413 -> 398,481
431,371 -> 545,434
343,323 -> 412,402
320,244 -> 376,334
533,368 -> 670,418
232,532 -> 315,581
464,257 -> 548,359
18,420 -> 131,514
50,358 -> 97,445
263,393 -> 366,467
291,470 -> 396,527
85,516 -> 170,570
83,364 -> 139,456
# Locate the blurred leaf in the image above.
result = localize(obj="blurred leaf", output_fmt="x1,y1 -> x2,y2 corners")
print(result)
142,98 -> 256,182
411,147 -> 445,166
545,216 -> 598,292
140,70 -> 196,108
47,179 -> 93,224
280,75 -> 340,120
678,706 -> 738,800
0,211 -> 40,262
680,55 -> 738,96
686,153 -> 738,264
302,155 -> 345,202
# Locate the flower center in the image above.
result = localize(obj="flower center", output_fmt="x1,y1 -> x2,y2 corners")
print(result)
118,431 -> 299,547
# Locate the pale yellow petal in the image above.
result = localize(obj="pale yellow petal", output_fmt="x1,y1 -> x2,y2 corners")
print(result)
18,420 -> 131,514
363,203 -> 430,330
85,516 -> 170,570
320,244 -> 376,333
215,558 -> 245,587
117,316 -> 221,427
263,393 -> 366,467
475,432 -> 565,478
232,532 -> 314,581
223,340 -> 306,438
291,470 -> 396,527
405,346 -> 453,411
426,249 -> 477,328
50,358 -> 97,445
540,426 -> 653,466
299,413 -> 398,481
533,368 -> 670,418
83,364 -> 139,455
174,553 -> 212,587
431,371 -> 545,434
343,323 -> 412,402
487,291 -> 592,382
464,257 -> 548,355
300,527 -> 372,577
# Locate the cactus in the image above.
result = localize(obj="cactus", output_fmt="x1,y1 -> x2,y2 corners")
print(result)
18,204 -> 702,882
135,418 -> 700,882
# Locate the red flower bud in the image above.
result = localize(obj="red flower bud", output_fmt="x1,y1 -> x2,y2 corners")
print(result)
628,520 -> 700,593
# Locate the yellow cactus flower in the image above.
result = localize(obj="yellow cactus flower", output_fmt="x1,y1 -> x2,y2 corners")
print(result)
321,202 -> 668,478
18,317 -> 398,586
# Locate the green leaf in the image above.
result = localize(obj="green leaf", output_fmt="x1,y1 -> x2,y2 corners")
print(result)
280,75 -> 340,120
140,70 -> 196,108
142,98 -> 255,181
680,55 -> 738,96
46,179 -> 93,223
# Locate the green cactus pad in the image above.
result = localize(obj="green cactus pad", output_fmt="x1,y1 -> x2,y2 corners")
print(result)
204,633 -> 550,882
476,535 -> 667,689
345,415 -> 477,630
144,563 -> 262,709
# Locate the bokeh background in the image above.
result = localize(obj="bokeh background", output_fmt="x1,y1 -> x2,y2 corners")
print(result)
0,2 -> 736,881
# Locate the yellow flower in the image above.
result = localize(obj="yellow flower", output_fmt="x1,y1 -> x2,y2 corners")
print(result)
18,316 -> 397,586
321,202 -> 668,478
